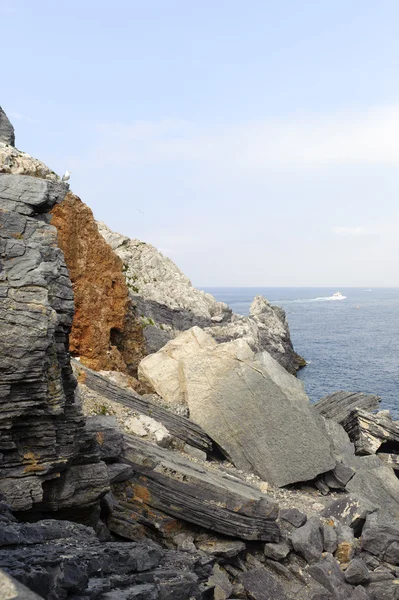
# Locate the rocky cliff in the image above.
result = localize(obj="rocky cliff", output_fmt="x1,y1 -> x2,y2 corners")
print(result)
0,174 -> 108,513
51,193 -> 146,374
2,107 -> 399,600
98,221 -> 305,373
0,106 -> 15,146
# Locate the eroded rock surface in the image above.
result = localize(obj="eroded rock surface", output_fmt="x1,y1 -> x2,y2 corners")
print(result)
0,174 -> 108,512
139,328 -> 335,486
98,221 -> 305,373
0,106 -> 15,146
51,193 -> 146,373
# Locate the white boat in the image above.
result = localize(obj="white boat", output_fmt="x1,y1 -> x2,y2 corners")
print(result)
332,291 -> 346,300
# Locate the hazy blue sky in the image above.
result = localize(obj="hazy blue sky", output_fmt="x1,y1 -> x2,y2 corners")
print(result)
2,0 -> 399,286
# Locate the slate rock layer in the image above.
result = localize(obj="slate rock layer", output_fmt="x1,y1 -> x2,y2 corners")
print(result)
0,174 -> 108,512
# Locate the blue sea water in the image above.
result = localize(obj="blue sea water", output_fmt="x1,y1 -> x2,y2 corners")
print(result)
201,287 -> 399,418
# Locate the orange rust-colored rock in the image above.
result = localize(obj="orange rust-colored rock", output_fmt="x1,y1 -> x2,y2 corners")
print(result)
51,193 -> 146,374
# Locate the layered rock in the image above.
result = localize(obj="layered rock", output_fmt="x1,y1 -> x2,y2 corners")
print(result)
0,174 -> 108,512
98,221 -> 305,373
138,327 -> 335,486
314,391 -> 381,423
0,106 -> 15,146
51,193 -> 146,373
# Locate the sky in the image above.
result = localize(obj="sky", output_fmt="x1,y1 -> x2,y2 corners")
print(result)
2,0 -> 399,287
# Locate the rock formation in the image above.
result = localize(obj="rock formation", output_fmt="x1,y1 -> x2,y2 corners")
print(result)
2,107 -> 399,600
0,174 -> 108,512
0,106 -> 15,145
138,327 -> 335,486
98,221 -> 305,374
51,192 -> 146,374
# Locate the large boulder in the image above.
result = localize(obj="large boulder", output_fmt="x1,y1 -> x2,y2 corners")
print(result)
0,106 -> 15,146
138,328 -> 335,487
314,391 -> 381,424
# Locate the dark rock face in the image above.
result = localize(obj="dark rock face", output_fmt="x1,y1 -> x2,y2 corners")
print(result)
0,106 -> 15,146
0,174 -> 108,512
314,391 -> 381,423
111,435 -> 280,542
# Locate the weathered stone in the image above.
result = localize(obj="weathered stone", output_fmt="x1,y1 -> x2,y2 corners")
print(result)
308,554 -> 353,600
344,559 -> 370,584
361,513 -> 399,562
314,391 -> 381,423
291,517 -> 323,564
74,359 -> 213,453
0,569 -> 43,600
51,193 -> 147,375
98,221 -> 304,373
323,462 -> 355,490
322,522 -> 338,554
280,508 -> 307,528
0,174 -> 107,512
341,408 -> 399,455
378,452 -> 399,472
0,107 -> 15,146
139,329 -> 335,487
345,456 -> 399,518
195,534 -> 246,560
240,567 -> 288,600
322,494 -> 377,531
208,564 -> 233,599
86,416 -> 125,462
113,435 -> 280,542
263,540 -> 291,561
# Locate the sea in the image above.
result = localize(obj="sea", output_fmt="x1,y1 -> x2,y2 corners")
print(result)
201,287 -> 399,418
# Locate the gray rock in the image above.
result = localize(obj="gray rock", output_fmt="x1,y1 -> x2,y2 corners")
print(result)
366,581 -> 399,600
280,508 -> 307,528
0,107 -> 15,146
349,587 -> 369,600
240,567 -> 288,600
0,174 -> 108,512
322,522 -> 338,554
314,391 -> 381,423
291,517 -> 323,564
323,462 -> 355,489
321,494 -> 377,532
140,330 -> 335,487
113,435 -> 280,542
195,534 -> 245,560
308,554 -> 353,600
264,540 -> 291,560
0,569 -> 43,599
344,559 -> 370,584
361,513 -> 399,562
98,221 -> 304,374
73,359 -> 213,454
86,416 -> 125,462
341,408 -> 399,455
345,456 -> 399,518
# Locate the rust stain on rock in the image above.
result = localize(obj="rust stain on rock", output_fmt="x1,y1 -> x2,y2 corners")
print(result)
51,193 -> 147,375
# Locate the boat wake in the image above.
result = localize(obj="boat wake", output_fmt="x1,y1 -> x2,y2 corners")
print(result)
280,294 -> 347,304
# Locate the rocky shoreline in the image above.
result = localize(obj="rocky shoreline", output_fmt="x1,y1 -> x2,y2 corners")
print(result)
1,106 -> 399,600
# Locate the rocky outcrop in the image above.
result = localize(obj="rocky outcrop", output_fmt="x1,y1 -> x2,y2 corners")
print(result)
98,222 -> 305,374
0,174 -> 108,512
51,193 -> 146,374
341,408 -> 399,455
73,358 -> 214,453
0,106 -> 15,146
138,327 -> 335,487
112,434 -> 280,542
314,391 -> 381,423
0,501 -> 210,600
0,143 -> 58,180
